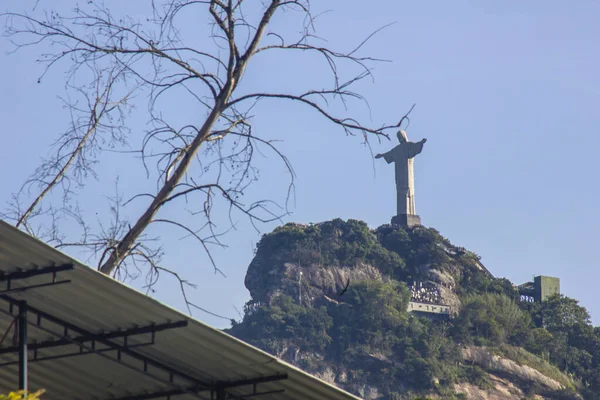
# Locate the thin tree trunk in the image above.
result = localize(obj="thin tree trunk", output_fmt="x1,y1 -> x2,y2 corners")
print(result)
98,96 -> 227,274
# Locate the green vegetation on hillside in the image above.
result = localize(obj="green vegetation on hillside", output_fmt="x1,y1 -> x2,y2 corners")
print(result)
227,219 -> 600,399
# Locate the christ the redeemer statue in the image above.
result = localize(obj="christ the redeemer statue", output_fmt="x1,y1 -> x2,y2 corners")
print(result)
375,130 -> 427,227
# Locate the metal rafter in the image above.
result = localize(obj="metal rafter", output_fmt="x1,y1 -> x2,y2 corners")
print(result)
229,389 -> 286,399
17,301 -> 27,391
218,374 -> 288,389
107,386 -> 287,400
0,320 -> 187,356
0,295 -> 206,397
105,389 -> 185,400
0,342 -> 153,367
0,264 -> 73,281
0,264 -> 73,294
0,295 -> 289,400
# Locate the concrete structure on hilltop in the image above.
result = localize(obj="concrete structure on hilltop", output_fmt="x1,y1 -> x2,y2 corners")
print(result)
408,281 -> 450,318
518,275 -> 560,303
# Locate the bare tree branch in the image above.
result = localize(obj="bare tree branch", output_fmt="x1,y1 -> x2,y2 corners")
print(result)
16,66 -> 136,229
2,0 -> 410,308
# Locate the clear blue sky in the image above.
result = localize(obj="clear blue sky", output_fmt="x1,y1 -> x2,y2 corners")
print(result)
2,1 -> 599,327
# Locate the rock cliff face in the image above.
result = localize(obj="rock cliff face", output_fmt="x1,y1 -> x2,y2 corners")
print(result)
228,219 -> 587,400
453,377 -> 535,400
246,259 -> 386,307
462,347 -> 563,393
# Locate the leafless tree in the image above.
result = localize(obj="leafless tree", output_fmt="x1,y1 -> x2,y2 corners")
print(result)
2,0 -> 411,308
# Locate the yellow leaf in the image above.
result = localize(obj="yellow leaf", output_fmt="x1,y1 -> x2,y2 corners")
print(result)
0,389 -> 45,400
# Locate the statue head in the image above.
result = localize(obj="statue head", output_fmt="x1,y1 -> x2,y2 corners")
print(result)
397,130 -> 409,143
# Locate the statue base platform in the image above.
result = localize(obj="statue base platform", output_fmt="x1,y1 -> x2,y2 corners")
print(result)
391,214 -> 421,227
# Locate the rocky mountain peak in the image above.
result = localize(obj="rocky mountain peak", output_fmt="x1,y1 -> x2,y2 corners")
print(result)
228,219 -> 595,400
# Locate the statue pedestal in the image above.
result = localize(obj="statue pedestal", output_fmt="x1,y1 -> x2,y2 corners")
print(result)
391,214 -> 421,227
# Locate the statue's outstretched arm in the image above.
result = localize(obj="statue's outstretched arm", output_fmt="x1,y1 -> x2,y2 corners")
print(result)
376,149 -> 396,163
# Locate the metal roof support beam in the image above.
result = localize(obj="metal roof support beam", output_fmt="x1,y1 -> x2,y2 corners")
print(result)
0,264 -> 74,281
0,264 -> 73,294
0,295 -> 211,395
1,297 -> 290,400
102,374 -> 289,400
104,387 -> 287,400
213,374 -> 288,400
17,300 -> 28,393
104,374 -> 289,400
218,374 -> 288,390
229,389 -> 286,399
101,389 -> 186,400
0,342 -> 154,368
0,320 -> 188,356
0,280 -> 71,295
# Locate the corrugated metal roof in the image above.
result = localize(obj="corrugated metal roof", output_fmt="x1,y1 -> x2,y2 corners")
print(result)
0,220 -> 362,400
